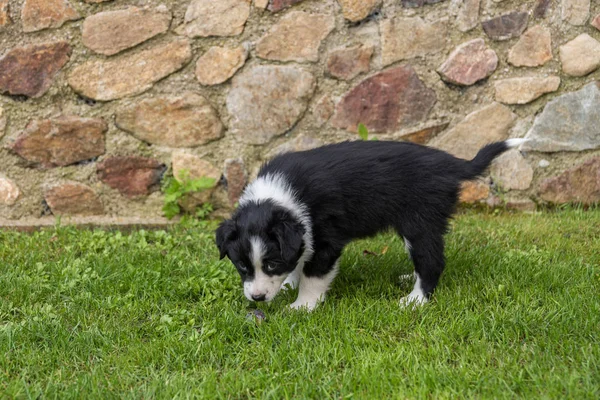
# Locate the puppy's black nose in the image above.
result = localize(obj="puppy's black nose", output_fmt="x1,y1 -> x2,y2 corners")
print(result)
251,294 -> 266,302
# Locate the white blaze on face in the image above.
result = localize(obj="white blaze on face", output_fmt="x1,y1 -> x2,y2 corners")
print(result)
244,236 -> 287,301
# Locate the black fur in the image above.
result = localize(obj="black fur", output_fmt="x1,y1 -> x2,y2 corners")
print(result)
218,140 -> 513,301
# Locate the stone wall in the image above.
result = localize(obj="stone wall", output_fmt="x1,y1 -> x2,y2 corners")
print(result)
1,0 -> 599,221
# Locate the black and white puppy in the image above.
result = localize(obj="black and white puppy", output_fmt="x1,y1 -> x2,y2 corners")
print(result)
216,139 -> 525,310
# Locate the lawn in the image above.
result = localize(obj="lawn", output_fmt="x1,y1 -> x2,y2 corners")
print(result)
1,209 -> 599,399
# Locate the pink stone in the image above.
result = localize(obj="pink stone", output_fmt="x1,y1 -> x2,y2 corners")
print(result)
224,159 -> 247,206
11,116 -> 107,168
97,157 -> 166,198
326,45 -> 373,81
331,65 -> 436,133
0,42 -> 71,98
539,158 -> 600,204
592,14 -> 600,30
268,0 -> 304,12
438,39 -> 498,86
45,183 -> 104,216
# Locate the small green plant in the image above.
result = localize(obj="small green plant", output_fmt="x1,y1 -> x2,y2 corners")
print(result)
162,170 -> 216,219
357,123 -> 378,141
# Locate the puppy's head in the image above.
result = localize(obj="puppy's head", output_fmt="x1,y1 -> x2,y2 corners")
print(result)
216,201 -> 305,302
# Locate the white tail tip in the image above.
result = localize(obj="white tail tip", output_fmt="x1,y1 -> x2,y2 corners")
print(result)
506,138 -> 527,148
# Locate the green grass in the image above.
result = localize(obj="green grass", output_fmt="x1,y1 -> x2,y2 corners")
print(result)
1,209 -> 599,399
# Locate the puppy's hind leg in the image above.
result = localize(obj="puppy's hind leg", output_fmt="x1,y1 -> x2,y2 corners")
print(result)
399,233 -> 445,308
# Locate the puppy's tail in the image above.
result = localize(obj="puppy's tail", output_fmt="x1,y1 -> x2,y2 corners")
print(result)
461,139 -> 526,180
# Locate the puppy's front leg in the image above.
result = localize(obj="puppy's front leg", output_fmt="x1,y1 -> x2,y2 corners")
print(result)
289,257 -> 340,311
281,266 -> 300,290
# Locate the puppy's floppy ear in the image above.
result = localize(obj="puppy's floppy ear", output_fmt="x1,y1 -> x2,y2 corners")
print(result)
215,219 -> 237,260
270,211 -> 305,264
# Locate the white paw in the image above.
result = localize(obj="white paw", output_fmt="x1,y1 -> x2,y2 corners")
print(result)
399,292 -> 428,309
281,277 -> 299,291
288,299 -> 319,311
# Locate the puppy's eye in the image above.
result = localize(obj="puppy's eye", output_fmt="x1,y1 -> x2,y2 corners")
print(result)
265,263 -> 277,272
238,264 -> 248,273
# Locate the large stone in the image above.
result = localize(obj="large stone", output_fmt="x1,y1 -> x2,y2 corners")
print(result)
116,93 -> 223,148
459,181 -> 489,203
172,152 -> 221,183
0,0 -> 10,27
196,46 -> 248,85
176,0 -> 250,38
256,11 -> 335,63
559,34 -> 600,77
11,116 -> 107,168
561,0 -> 590,26
266,134 -> 324,158
332,65 -> 436,133
381,17 -> 447,66
224,159 -> 247,206
82,6 -> 172,56
456,0 -> 481,32
0,42 -> 71,98
97,156 -> 166,198
482,12 -> 528,41
494,76 -> 560,105
226,66 -> 315,144
539,158 -> 600,204
508,25 -> 552,67
522,82 -> 600,152
338,0 -> 380,22
268,0 -> 305,12
402,0 -> 446,6
21,0 -> 80,33
430,103 -> 516,160
0,176 -> 20,206
490,149 -> 533,191
45,183 -> 104,216
68,38 -> 192,101
437,39 -> 498,86
326,45 -> 373,81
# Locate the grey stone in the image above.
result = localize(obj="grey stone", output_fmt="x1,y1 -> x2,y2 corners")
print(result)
522,82 -> 600,152
561,0 -> 590,26
226,66 -> 315,144
482,11 -> 528,41
490,149 -> 533,191
456,0 -> 480,32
